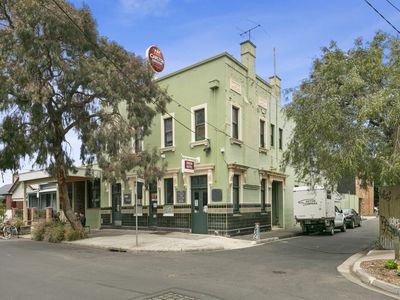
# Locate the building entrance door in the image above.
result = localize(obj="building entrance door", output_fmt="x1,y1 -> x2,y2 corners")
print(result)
272,181 -> 283,227
149,183 -> 158,227
191,175 -> 208,234
111,183 -> 122,226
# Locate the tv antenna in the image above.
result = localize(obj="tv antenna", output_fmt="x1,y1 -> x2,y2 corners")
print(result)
239,24 -> 261,41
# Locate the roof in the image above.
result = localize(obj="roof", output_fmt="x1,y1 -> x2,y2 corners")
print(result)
0,184 -> 12,195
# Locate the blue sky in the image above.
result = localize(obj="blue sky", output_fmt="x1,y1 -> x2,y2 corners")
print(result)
2,0 -> 400,184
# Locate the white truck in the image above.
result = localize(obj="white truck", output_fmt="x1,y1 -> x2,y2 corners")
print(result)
293,186 -> 346,235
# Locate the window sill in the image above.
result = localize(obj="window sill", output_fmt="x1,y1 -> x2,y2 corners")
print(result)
160,146 -> 175,153
259,147 -> 268,153
190,140 -> 208,148
230,138 -> 243,146
233,213 -> 241,217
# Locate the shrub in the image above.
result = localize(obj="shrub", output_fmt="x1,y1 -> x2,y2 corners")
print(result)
384,259 -> 398,269
31,221 -> 48,241
64,225 -> 83,241
43,222 -> 65,243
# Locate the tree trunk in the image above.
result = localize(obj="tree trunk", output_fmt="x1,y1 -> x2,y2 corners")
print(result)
54,146 -> 84,235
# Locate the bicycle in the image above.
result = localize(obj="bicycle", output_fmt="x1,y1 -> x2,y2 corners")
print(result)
1,222 -> 18,240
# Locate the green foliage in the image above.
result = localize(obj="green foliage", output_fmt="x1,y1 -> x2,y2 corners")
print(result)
43,222 -> 65,243
0,0 -> 170,227
284,32 -> 400,186
64,224 -> 84,241
384,259 -> 398,269
32,221 -> 49,241
32,221 -> 84,243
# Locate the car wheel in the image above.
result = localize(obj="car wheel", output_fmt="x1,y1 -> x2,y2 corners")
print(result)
359,220 -> 362,227
341,222 -> 347,232
350,220 -> 355,229
329,227 -> 335,236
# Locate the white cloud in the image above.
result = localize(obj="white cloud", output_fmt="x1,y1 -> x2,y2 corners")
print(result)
118,0 -> 171,17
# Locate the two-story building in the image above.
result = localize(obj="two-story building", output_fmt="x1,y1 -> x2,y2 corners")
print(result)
99,40 -> 296,235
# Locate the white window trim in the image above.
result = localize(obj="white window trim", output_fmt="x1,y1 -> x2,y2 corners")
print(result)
191,104 -> 208,142
231,104 -> 242,140
260,117 -> 266,149
231,173 -> 243,213
161,113 -> 175,148
162,177 -> 176,205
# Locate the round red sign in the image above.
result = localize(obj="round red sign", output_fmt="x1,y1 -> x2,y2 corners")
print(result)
146,45 -> 165,73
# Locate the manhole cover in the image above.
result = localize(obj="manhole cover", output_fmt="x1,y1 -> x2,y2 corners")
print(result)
145,291 -> 197,300
272,270 -> 286,274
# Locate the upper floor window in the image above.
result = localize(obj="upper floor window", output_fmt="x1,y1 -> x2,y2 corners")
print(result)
191,104 -> 207,142
195,108 -> 205,141
270,124 -> 275,147
134,133 -> 143,153
161,114 -> 174,148
279,128 -> 283,150
164,117 -> 173,147
232,106 -> 239,139
260,120 -> 265,148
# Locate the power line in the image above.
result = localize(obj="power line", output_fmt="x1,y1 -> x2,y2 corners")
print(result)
363,0 -> 400,34
48,0 -> 278,158
386,0 -> 400,14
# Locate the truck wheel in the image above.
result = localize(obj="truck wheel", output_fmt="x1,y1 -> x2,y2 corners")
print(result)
341,222 -> 347,232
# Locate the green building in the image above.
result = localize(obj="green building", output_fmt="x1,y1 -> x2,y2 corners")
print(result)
99,40 -> 296,235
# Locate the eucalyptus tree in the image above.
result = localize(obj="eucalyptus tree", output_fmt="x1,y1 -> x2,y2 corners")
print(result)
0,0 -> 170,232
284,32 -> 400,187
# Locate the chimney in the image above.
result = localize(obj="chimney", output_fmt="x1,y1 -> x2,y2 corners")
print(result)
240,40 -> 256,79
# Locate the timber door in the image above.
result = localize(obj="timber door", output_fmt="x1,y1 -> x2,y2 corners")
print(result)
191,175 -> 208,234
111,183 -> 122,226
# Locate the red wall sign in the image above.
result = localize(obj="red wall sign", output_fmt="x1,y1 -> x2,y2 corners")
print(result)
146,45 -> 165,73
181,159 -> 195,173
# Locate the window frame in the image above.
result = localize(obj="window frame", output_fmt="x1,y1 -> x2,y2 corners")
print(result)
232,106 -> 240,140
161,114 -> 175,148
279,128 -> 283,150
164,178 -> 174,205
260,119 -> 266,148
191,104 -> 208,142
270,123 -> 275,147
232,174 -> 240,213
87,178 -> 101,209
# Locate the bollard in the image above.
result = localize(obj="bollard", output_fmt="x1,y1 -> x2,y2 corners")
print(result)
253,222 -> 260,240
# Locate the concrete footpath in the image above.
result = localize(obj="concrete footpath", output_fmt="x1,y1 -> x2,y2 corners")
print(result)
65,227 -> 303,252
338,249 -> 400,299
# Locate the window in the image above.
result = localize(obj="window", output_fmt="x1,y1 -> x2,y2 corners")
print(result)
194,108 -> 205,141
164,117 -> 173,147
28,194 -> 38,208
134,133 -> 143,153
270,124 -> 275,147
87,178 -> 101,208
164,178 -> 174,205
261,179 -> 266,212
260,120 -> 265,148
232,106 -> 239,139
233,175 -> 240,213
279,128 -> 283,150
39,192 -> 56,211
136,181 -> 143,205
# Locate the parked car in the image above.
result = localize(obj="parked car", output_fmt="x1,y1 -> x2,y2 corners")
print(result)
342,208 -> 362,228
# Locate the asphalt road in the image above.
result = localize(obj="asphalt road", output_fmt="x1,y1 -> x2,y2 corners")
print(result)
0,218 -> 392,300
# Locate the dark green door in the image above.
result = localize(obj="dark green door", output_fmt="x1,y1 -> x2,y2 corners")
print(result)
112,183 -> 122,226
191,176 -> 208,234
149,183 -> 158,227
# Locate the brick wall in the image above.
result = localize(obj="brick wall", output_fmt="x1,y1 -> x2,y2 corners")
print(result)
355,178 -> 374,216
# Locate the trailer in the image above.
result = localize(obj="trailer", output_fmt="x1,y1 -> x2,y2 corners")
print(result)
293,186 -> 346,235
